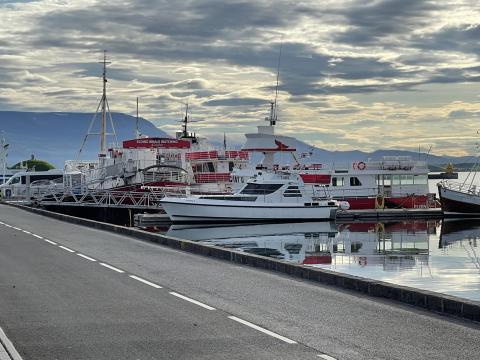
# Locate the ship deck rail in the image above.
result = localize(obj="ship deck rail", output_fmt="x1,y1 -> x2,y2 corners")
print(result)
440,180 -> 480,196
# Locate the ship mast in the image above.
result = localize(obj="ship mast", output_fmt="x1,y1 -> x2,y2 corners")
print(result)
100,50 -> 110,155
268,41 -> 282,127
76,50 -> 118,162
135,97 -> 140,139
183,102 -> 189,137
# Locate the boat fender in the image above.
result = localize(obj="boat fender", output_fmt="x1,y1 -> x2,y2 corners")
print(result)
339,201 -> 350,210
375,194 -> 385,209
357,161 -> 366,170
375,222 -> 385,233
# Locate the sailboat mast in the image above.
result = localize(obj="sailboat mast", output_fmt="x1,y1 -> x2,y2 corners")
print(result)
100,50 -> 110,154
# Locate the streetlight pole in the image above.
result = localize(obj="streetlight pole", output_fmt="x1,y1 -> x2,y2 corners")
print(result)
1,131 -> 8,185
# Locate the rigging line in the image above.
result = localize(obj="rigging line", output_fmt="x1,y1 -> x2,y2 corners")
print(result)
76,99 -> 102,161
105,96 -> 118,146
463,146 -> 480,188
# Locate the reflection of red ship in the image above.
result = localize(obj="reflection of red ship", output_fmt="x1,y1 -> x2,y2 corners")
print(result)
329,220 -> 437,271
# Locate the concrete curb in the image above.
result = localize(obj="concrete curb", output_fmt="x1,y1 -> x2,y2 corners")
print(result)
5,202 -> 480,323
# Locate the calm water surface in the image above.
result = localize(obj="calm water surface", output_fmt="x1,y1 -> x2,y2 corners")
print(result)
157,218 -> 480,302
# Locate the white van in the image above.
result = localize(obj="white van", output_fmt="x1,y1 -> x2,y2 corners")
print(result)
0,169 -> 64,199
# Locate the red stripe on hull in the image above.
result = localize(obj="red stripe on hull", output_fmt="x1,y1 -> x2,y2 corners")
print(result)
300,174 -> 331,184
336,195 -> 429,210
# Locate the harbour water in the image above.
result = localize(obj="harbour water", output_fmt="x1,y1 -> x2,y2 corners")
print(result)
160,219 -> 480,302
135,173 -> 480,303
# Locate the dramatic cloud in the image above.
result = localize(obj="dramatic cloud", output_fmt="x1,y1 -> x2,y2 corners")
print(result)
0,0 -> 479,156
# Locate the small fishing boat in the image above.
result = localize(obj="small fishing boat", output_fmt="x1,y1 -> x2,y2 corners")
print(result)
161,171 -> 347,223
438,180 -> 480,216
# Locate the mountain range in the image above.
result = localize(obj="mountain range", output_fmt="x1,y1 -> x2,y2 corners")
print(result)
0,111 -> 169,167
0,111 -> 475,169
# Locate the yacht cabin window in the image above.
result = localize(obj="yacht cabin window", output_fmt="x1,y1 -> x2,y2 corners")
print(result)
349,177 -> 362,186
332,177 -> 344,187
283,185 -> 302,197
240,183 -> 283,195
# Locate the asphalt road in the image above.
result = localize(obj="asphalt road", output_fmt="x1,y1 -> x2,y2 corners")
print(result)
0,204 -> 479,360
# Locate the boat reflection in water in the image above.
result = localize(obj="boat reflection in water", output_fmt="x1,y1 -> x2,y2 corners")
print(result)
167,222 -> 338,264
166,219 -> 480,301
166,221 -> 436,269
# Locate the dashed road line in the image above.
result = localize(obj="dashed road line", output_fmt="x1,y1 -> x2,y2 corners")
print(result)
12,227 -> 21,231
58,245 -> 75,253
77,253 -> 97,262
31,234 -> 43,239
169,292 -> 216,310
228,316 -> 297,344
43,239 -> 58,245
4,224 -> 11,228
0,326 -> 23,360
22,230 -> 31,235
129,275 -> 162,289
99,263 -> 125,273
317,355 -> 337,360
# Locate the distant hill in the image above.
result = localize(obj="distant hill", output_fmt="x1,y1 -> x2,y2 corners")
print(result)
0,111 -> 170,167
0,111 -> 476,169
293,140 -> 477,166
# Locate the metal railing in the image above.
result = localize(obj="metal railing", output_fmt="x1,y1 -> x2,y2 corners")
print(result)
32,187 -> 167,209
441,181 -> 480,196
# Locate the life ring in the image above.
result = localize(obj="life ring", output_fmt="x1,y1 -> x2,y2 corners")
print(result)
375,194 -> 385,209
357,161 -> 366,170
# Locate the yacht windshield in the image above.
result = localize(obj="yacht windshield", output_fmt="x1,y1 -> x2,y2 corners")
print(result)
240,183 -> 283,195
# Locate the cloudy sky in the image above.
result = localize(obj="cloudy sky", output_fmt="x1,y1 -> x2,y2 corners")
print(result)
1,0 -> 480,156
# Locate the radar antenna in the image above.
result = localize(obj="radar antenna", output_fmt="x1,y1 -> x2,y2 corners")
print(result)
268,42 -> 283,126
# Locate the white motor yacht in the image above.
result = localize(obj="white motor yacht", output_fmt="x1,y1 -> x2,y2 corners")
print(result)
161,171 -> 348,223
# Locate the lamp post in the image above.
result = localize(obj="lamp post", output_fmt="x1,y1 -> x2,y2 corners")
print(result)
1,132 -> 8,185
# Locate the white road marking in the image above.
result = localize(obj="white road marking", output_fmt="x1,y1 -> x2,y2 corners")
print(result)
12,227 -> 21,231
43,239 -> 58,245
4,224 -> 12,228
58,245 -> 75,253
169,292 -> 216,310
32,234 -> 43,239
77,253 -> 97,262
22,230 -> 32,234
0,221 -> 4,225
317,355 -> 337,360
228,316 -> 297,344
0,326 -> 23,360
129,275 -> 162,289
99,263 -> 125,273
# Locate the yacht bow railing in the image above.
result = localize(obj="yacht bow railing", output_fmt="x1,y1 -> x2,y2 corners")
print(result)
441,181 -> 480,196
